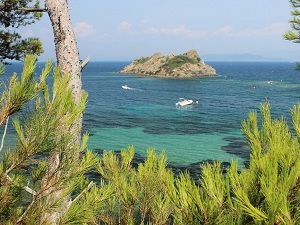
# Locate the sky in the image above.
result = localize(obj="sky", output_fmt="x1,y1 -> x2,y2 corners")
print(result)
20,0 -> 299,61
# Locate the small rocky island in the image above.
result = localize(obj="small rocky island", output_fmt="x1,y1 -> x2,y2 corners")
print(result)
119,49 -> 217,78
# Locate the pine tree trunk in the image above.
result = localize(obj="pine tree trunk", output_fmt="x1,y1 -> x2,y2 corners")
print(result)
45,0 -> 82,111
43,0 -> 83,223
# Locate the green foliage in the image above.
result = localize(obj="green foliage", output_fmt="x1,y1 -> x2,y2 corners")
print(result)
0,0 -> 42,28
284,0 -> 300,69
0,55 -> 106,224
94,102 -> 300,225
284,0 -> 300,42
133,57 -> 150,64
0,62 -> 4,74
166,55 -> 198,69
96,147 -> 174,225
228,102 -> 300,224
0,0 -> 44,63
165,161 -> 229,225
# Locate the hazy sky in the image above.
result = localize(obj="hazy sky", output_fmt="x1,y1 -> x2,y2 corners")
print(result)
20,0 -> 299,61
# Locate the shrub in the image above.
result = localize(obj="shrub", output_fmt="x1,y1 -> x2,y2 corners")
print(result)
95,102 -> 300,224
133,57 -> 150,64
167,55 -> 198,69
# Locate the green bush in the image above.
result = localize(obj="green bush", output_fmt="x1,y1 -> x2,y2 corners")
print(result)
133,57 -> 150,64
167,55 -> 198,69
94,102 -> 300,224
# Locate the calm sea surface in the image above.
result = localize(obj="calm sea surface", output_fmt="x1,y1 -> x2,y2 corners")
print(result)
3,61 -> 300,173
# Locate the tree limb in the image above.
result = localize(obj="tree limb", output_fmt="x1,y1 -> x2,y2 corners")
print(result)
68,181 -> 94,208
16,195 -> 37,224
19,7 -> 47,12
6,174 -> 37,195
0,116 -> 9,152
81,56 -> 90,70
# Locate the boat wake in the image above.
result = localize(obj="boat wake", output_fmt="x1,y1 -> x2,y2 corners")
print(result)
122,85 -> 132,90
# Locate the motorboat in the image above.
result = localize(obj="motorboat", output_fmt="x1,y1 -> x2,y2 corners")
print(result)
176,98 -> 193,106
122,85 -> 131,90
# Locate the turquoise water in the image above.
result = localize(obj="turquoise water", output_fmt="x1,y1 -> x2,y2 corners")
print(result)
3,61 -> 300,172
88,126 -> 235,165
80,61 -> 300,169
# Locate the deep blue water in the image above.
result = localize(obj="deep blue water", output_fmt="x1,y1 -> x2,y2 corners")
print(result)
3,61 -> 300,173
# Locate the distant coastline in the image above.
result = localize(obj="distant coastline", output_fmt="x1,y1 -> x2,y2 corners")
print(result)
202,53 -> 292,62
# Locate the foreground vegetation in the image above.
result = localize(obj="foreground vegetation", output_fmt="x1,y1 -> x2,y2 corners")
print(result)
1,56 -> 300,224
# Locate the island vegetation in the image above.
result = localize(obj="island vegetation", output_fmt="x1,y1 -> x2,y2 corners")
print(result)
1,0 -> 300,224
133,56 -> 150,65
166,55 -> 199,69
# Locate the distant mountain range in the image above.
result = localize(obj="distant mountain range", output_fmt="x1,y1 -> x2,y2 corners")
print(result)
202,53 -> 289,62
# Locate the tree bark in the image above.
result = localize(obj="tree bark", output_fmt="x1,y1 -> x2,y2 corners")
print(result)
45,0 -> 83,151
43,0 -> 83,223
45,0 -> 82,106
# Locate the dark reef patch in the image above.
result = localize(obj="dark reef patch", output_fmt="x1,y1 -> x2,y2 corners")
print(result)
221,136 -> 250,166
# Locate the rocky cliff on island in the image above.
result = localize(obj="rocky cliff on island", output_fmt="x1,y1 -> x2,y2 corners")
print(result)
119,49 -> 217,78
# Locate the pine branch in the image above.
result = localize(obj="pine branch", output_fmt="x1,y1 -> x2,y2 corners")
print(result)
6,174 -> 37,195
0,116 -> 9,152
81,56 -> 90,70
16,194 -> 39,224
19,7 -> 47,12
68,181 -> 95,208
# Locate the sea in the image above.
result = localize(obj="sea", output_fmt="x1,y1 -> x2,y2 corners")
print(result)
2,61 -> 300,177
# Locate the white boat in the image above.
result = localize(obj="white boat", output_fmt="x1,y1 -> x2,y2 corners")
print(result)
122,85 -> 131,90
176,98 -> 193,106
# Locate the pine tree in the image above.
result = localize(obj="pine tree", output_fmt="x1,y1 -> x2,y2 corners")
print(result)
0,55 -> 111,224
42,1 -> 88,222
284,0 -> 300,69
0,0 -> 44,63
